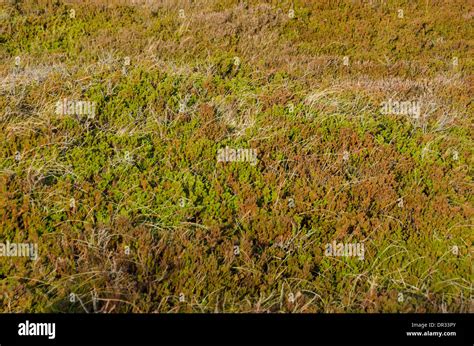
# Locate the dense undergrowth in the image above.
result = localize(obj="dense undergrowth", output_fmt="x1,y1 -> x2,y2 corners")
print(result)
0,0 -> 472,312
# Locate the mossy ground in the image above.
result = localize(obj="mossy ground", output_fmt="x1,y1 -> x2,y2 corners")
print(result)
0,0 -> 472,312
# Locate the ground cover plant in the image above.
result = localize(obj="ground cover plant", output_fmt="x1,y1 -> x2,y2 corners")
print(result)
0,0 -> 472,313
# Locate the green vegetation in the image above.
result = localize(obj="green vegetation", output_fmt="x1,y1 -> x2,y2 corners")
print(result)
0,0 -> 472,312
